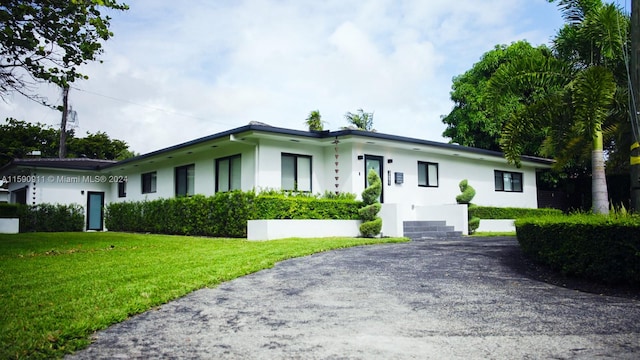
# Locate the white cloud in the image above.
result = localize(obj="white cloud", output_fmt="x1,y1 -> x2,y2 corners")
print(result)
1,0 -> 567,154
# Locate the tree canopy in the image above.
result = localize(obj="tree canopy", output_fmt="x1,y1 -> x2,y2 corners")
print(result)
0,0 -> 128,104
441,41 -> 553,153
441,0 -> 630,213
0,118 -> 135,167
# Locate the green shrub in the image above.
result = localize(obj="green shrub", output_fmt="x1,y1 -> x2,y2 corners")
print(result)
105,190 -> 362,238
471,206 -> 563,219
18,203 -> 84,232
468,214 -> 480,234
0,203 -> 22,218
360,217 -> 382,237
359,170 -> 382,237
516,214 -> 640,285
253,195 -> 360,220
358,202 -> 381,220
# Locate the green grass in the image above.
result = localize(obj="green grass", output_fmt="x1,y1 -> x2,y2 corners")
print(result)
0,232 -> 407,359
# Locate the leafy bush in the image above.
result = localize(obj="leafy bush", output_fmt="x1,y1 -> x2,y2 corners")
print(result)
0,203 -> 21,218
360,217 -> 382,238
516,214 -> 640,285
105,190 -> 362,238
18,203 -> 84,232
471,206 -> 563,219
254,195 -> 360,220
359,170 -> 382,237
468,213 -> 480,234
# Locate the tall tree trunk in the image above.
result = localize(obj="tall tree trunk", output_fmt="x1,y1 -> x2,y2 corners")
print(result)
59,85 -> 69,158
631,0 -> 640,211
592,130 -> 609,214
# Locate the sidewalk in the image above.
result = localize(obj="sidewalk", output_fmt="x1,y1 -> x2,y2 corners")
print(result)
68,237 -> 640,359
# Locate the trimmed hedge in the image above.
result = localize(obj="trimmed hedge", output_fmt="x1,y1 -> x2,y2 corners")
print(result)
516,214 -> 640,285
105,191 -> 362,238
0,203 -> 21,218
254,195 -> 361,220
18,203 -> 85,232
471,206 -> 563,219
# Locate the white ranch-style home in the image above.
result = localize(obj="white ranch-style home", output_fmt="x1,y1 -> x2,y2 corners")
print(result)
0,123 -> 552,237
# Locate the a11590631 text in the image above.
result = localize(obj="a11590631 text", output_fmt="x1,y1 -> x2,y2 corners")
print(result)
1,175 -> 128,184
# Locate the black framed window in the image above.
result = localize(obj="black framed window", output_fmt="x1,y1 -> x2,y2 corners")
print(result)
494,170 -> 523,192
175,164 -> 195,196
216,154 -> 241,192
281,153 -> 311,191
118,180 -> 126,198
418,161 -> 438,187
141,171 -> 157,194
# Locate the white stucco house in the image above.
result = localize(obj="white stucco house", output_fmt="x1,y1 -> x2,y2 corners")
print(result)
0,123 -> 552,237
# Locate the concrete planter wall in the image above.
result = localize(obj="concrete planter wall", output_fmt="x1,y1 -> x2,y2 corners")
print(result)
247,219 -> 361,241
476,219 -> 516,233
0,218 -> 19,234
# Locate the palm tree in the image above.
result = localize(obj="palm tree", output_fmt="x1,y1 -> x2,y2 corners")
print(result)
305,110 -> 324,131
488,1 -> 627,214
343,109 -> 375,131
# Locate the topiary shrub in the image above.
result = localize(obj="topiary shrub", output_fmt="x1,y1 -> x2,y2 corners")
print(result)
359,169 -> 382,237
455,179 -> 476,204
456,180 -> 480,234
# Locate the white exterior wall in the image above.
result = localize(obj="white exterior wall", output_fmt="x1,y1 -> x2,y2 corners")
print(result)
331,142 -> 540,209
6,169 -> 110,206
254,139 -> 327,192
103,135 -> 541,209
107,143 -> 257,203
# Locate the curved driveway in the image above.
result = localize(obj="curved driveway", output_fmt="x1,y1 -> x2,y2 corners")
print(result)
69,237 -> 640,359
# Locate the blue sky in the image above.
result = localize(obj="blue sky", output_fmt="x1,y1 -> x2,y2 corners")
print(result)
0,0 -> 631,154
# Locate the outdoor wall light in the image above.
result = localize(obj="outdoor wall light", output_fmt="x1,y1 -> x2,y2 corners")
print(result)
387,159 -> 393,163
357,155 -> 364,160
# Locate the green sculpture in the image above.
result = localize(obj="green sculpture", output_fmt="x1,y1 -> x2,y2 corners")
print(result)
359,169 -> 382,237
456,179 -> 480,234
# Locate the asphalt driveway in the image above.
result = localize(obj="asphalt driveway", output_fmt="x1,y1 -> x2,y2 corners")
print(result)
68,237 -> 640,359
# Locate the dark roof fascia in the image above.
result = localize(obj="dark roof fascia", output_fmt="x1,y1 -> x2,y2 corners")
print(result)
0,158 -> 116,173
103,124 -> 553,169
103,124 -> 326,169
327,128 -> 554,165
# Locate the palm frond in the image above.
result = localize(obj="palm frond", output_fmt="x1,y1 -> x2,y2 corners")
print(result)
571,65 -> 616,140
550,0 -> 603,25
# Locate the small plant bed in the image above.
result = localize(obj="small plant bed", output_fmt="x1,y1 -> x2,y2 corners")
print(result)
0,232 -> 406,359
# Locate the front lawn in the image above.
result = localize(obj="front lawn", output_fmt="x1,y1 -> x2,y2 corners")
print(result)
0,232 -> 406,359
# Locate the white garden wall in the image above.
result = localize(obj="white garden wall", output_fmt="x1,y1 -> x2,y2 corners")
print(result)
476,219 -> 516,233
247,219 -> 361,240
0,218 -> 19,234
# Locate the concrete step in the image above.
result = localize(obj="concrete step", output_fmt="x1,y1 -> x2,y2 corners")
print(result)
403,220 -> 462,239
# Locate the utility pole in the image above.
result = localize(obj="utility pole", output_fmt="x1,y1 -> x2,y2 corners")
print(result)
631,0 -> 640,211
59,85 -> 69,158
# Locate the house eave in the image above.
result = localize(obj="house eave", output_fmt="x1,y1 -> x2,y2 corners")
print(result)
6,124 -> 552,172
